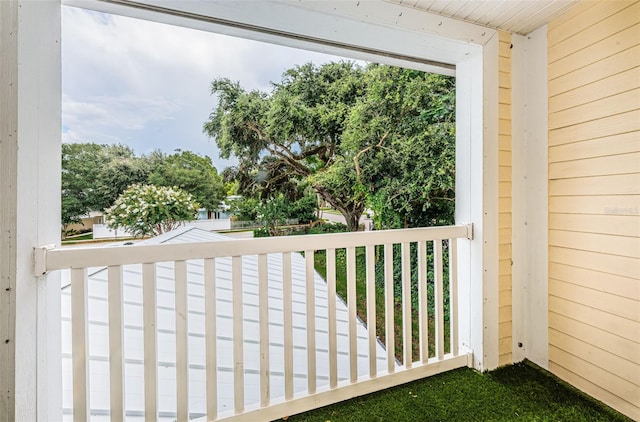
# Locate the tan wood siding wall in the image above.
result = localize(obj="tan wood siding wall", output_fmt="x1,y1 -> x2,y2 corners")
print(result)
547,1 -> 640,419
498,30 -> 513,366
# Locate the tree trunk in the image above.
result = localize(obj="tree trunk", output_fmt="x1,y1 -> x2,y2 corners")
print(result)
344,211 -> 362,232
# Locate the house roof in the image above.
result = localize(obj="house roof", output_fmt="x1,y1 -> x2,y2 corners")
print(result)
61,227 -> 387,420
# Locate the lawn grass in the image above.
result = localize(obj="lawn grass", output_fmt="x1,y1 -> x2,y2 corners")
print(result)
286,360 -> 631,422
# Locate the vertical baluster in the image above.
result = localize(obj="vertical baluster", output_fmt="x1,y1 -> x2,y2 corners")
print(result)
232,256 -> 244,413
108,265 -> 125,422
175,260 -> 189,421
282,252 -> 294,400
346,247 -> 357,382
417,242 -> 428,364
305,250 -> 317,393
434,240 -> 444,361
449,239 -> 459,356
142,263 -> 158,421
71,267 -> 89,422
326,249 -> 338,389
365,245 -> 377,378
384,244 -> 395,374
401,243 -> 412,368
204,258 -> 217,420
258,254 -> 270,406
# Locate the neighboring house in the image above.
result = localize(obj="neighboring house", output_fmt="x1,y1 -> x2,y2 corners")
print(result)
2,1 -> 638,421
60,227 -> 386,420
64,211 -> 104,234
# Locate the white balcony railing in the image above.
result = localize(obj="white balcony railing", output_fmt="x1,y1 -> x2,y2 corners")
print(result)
36,224 -> 473,421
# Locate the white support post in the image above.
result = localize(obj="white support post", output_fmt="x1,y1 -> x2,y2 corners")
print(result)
0,1 -> 61,421
511,26 -> 549,369
455,30 -> 500,372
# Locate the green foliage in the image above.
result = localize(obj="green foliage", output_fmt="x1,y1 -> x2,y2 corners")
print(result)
204,62 -> 455,231
257,195 -> 289,236
61,143 -> 149,226
148,150 -> 225,211
104,184 -> 199,237
62,143 -> 226,230
204,62 -> 367,230
228,196 -> 260,221
344,65 -> 456,228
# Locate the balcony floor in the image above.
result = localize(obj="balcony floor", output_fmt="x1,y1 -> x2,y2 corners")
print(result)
288,361 -> 631,421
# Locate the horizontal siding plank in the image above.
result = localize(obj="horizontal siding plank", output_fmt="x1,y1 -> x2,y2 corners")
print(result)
549,278 -> 640,320
550,262 -> 640,300
550,311 -> 640,364
547,0 -> 632,46
549,362 -> 640,420
549,174 -> 640,196
549,213 -> 640,238
498,211 -> 512,225
549,46 -> 639,97
499,228 -> 511,244
499,118 -> 511,136
499,88 -> 511,105
498,337 -> 511,353
499,321 -> 512,339
499,150 -> 511,165
549,346 -> 640,408
498,40 -> 511,58
499,275 -> 511,291
499,182 -> 511,198
499,56 -> 511,71
499,71 -> 511,89
499,134 -> 510,150
550,88 -> 640,131
549,24 -> 640,80
499,243 -> 511,259
550,328 -> 640,387
499,259 -> 512,276
549,67 -> 640,113
498,103 -> 511,120
499,197 -> 511,212
498,353 -> 512,367
548,195 -> 640,216
549,246 -> 640,280
498,30 -> 511,44
546,0 -> 597,33
548,2 -> 640,64
549,153 -> 640,179
499,166 -> 511,181
549,110 -> 640,146
549,89 -> 640,130
499,289 -> 512,307
549,131 -> 640,161
549,229 -> 640,259
549,295 -> 640,343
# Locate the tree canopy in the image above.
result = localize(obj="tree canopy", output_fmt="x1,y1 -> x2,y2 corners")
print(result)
61,144 -> 225,229
148,150 -> 226,211
61,143 -> 149,226
204,62 -> 455,230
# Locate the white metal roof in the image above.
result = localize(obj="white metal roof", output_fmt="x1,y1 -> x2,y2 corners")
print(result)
61,227 -> 387,420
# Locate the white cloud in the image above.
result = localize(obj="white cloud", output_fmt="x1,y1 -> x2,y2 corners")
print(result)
61,5 -> 346,168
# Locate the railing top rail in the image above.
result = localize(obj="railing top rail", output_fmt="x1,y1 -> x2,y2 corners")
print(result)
36,223 -> 473,273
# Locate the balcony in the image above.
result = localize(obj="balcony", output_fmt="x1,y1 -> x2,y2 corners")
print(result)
37,224 -> 473,421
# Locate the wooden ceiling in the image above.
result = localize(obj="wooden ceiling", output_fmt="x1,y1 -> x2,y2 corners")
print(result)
388,0 -> 582,35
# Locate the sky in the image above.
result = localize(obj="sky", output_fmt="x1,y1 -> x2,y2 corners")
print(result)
61,5 -> 346,170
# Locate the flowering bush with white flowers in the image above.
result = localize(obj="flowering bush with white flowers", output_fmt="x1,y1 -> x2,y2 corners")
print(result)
104,184 -> 199,237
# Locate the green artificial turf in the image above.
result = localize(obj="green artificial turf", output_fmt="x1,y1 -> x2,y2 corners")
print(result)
285,361 -> 631,422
